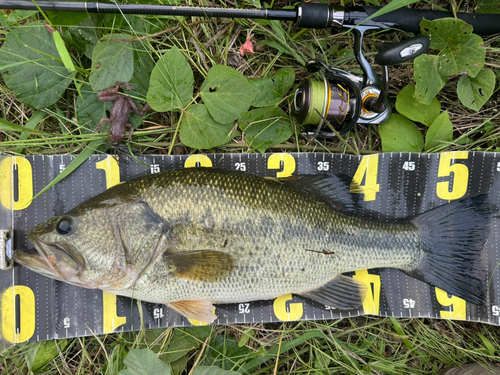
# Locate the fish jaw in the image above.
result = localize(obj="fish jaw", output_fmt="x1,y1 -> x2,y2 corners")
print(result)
18,232 -> 101,288
14,248 -> 68,282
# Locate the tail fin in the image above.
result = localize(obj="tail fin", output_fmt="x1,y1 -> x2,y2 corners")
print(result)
406,195 -> 491,305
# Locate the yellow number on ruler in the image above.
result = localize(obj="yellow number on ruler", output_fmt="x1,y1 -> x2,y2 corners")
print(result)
1,286 -> 35,343
96,156 -> 127,333
96,156 -> 120,188
185,155 -> 213,168
0,157 -> 33,210
350,155 -> 380,202
352,270 -> 381,314
437,152 -> 469,201
102,292 -> 127,333
267,153 -> 296,178
188,309 -> 216,326
435,288 -> 466,320
273,294 -> 303,321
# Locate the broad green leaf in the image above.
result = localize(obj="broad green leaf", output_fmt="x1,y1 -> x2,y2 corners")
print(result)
170,355 -> 189,375
425,111 -> 453,151
477,0 -> 500,13
47,11 -> 89,26
118,349 -> 171,375
378,114 -> 424,152
77,86 -> 111,134
395,84 -> 441,126
457,69 -> 496,111
63,18 -> 98,59
201,336 -> 253,370
128,15 -> 164,36
147,46 -> 193,111
250,68 -> 295,107
160,327 -> 212,364
201,65 -> 258,123
414,54 -> 445,105
180,104 -> 236,149
30,340 -> 69,372
238,328 -> 254,347
193,366 -> 240,375
239,107 -> 293,154
89,33 -> 135,91
0,21 -> 73,108
6,10 -> 37,23
421,18 -> 485,78
129,42 -> 154,97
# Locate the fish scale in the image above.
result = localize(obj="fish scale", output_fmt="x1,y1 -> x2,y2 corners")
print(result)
117,169 -> 421,303
18,168 -> 490,322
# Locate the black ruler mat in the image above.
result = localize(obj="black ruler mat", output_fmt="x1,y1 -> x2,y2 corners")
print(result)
0,152 -> 499,348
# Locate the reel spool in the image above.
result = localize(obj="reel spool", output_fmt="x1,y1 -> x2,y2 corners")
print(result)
293,59 -> 363,136
294,79 -> 354,132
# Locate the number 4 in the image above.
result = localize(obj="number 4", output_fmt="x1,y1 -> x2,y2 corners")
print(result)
350,155 -> 380,202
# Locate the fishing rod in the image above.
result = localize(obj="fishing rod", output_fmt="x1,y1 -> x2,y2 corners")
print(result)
2,1 -> 500,137
2,1 -> 499,35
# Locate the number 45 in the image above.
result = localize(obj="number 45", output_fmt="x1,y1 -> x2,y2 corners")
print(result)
402,161 -> 415,171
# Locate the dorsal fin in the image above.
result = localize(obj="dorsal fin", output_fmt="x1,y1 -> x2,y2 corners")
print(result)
280,174 -> 365,214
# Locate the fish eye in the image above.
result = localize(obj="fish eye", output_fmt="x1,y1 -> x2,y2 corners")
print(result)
56,217 -> 73,235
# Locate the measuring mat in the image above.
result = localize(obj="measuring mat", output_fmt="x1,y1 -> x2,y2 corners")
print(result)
0,152 -> 499,347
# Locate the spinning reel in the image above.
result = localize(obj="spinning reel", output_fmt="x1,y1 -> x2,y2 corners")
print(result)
293,29 -> 430,138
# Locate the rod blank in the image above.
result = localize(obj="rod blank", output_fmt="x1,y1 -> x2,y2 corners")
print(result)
0,0 -> 297,22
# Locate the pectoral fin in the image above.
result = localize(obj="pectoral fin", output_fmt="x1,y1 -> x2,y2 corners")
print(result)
165,250 -> 235,283
301,275 -> 367,310
167,300 -> 217,323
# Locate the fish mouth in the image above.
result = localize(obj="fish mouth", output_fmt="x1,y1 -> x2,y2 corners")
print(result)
15,234 -> 83,283
14,247 -> 67,282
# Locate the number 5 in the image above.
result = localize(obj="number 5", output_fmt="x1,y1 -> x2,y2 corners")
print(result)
436,152 -> 468,201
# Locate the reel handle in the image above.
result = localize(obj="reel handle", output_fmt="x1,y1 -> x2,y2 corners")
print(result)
375,35 -> 430,66
364,35 -> 430,113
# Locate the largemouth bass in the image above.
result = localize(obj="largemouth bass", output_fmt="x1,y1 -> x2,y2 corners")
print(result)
15,168 -> 490,322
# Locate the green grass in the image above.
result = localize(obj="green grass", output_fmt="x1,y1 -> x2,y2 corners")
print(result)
1,0 -> 500,373
2,319 -> 500,374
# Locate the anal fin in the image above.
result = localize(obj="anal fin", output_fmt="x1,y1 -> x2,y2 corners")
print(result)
300,275 -> 367,310
167,300 -> 217,323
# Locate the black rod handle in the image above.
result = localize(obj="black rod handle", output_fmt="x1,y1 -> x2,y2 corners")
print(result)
362,6 -> 500,36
